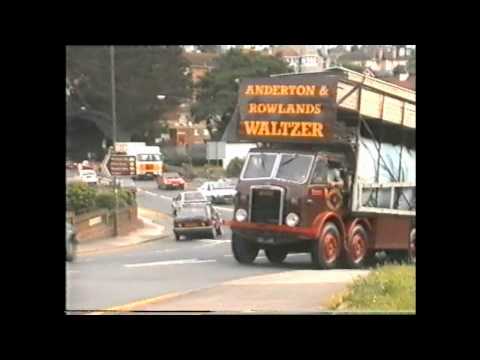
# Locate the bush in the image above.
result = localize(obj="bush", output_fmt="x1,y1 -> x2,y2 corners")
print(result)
95,189 -> 133,210
226,157 -> 245,178
67,183 -> 97,214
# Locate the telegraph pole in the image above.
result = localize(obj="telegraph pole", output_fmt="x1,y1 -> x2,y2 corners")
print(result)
110,45 -> 119,236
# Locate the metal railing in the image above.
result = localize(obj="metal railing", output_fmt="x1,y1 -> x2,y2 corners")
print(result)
351,181 -> 415,216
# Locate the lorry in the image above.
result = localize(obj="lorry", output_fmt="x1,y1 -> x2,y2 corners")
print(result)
225,67 -> 415,269
114,142 -> 164,179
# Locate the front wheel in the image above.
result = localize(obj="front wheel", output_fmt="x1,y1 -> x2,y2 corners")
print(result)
265,248 -> 288,264
232,233 -> 259,264
311,222 -> 342,269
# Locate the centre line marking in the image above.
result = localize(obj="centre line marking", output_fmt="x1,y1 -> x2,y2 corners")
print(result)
124,258 -> 216,268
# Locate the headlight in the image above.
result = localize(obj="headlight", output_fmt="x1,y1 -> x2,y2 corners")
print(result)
285,213 -> 300,227
235,208 -> 247,222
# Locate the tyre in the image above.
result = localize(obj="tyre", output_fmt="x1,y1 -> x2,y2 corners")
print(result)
311,222 -> 343,269
265,248 -> 288,264
66,236 -> 76,262
345,225 -> 374,268
231,232 -> 259,264
408,228 -> 416,264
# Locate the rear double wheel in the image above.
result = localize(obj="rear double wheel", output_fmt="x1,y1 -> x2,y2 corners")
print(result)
265,248 -> 288,264
232,233 -> 259,264
311,222 -> 343,269
345,225 -> 374,268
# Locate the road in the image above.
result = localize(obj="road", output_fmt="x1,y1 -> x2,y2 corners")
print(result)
66,179 -> 318,312
66,179 -> 377,313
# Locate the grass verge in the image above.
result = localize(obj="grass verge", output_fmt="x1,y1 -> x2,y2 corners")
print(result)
328,264 -> 415,313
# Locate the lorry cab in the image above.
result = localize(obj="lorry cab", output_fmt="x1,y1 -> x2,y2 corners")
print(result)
232,147 -> 350,247
135,152 -> 163,179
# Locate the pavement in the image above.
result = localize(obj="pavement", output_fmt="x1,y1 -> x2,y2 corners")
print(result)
76,214 -> 169,255
96,269 -> 369,314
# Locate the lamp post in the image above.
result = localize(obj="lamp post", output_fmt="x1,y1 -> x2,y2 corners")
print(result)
110,45 -> 119,236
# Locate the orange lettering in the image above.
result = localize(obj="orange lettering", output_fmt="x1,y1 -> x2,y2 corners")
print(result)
296,104 -> 306,114
267,104 -> 278,114
258,121 -> 270,136
244,121 -> 261,135
264,86 -> 273,95
273,85 -> 281,95
311,123 -> 325,137
291,122 -> 301,136
296,86 -> 306,96
255,85 -> 264,95
280,85 -> 289,95
305,85 -> 315,96
271,121 -> 280,136
257,104 -> 266,113
288,85 -> 297,95
248,103 -> 258,113
245,85 -> 254,95
319,86 -> 329,96
314,104 -> 322,114
286,104 -> 296,114
301,122 -> 311,136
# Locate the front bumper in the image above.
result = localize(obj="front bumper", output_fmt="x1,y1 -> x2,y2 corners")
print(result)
229,220 -> 315,244
174,226 -> 214,236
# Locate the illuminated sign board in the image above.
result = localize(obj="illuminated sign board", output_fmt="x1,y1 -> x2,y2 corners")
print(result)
237,76 -> 338,143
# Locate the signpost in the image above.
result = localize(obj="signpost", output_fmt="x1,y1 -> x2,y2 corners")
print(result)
108,155 -> 136,176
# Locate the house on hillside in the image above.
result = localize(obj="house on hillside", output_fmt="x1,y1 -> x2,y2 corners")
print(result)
273,47 -> 327,73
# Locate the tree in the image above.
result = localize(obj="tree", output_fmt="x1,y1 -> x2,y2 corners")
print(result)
191,49 -> 292,139
342,62 -> 366,73
66,46 -> 192,141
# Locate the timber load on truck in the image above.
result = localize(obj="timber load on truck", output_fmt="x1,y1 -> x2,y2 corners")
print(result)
225,66 -> 415,268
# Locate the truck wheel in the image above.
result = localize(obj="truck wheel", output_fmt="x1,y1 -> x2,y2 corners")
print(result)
311,222 -> 342,269
408,229 -> 416,264
232,233 -> 259,264
265,248 -> 288,264
345,225 -> 373,268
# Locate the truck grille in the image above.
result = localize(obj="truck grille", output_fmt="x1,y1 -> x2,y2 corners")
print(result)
249,186 -> 284,225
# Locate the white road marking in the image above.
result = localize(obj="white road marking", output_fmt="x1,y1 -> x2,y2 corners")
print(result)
224,254 -> 234,257
67,270 -> 80,274
159,195 -> 172,201
145,191 -> 157,196
124,258 -> 216,268
287,253 -> 310,257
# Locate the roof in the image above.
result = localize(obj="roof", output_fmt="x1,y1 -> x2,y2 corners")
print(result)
338,51 -> 371,62
273,47 -> 300,57
183,52 -> 219,67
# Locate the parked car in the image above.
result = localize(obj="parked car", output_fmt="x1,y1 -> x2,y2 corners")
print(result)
173,203 -> 223,241
66,222 -> 78,262
157,172 -> 186,190
171,191 -> 209,215
79,169 -> 98,186
198,181 -> 237,204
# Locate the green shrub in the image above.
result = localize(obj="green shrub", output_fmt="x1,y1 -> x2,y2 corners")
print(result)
67,183 -> 97,214
226,157 -> 245,178
95,189 -> 133,210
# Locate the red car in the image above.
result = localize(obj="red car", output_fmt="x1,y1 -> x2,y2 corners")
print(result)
157,172 -> 186,190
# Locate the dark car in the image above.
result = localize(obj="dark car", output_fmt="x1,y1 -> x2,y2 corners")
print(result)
157,172 -> 186,190
66,222 -> 78,262
173,203 -> 223,241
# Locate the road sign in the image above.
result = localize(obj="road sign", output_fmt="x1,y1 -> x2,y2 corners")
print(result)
108,154 -> 136,176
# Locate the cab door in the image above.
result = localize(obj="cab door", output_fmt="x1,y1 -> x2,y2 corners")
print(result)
304,156 -> 330,226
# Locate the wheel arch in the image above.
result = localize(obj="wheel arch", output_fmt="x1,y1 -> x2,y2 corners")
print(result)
313,211 -> 346,242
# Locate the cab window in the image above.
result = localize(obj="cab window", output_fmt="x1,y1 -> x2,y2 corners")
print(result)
310,158 -> 328,184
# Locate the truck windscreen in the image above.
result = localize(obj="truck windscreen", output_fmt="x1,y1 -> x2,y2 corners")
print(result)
242,154 -> 276,179
137,154 -> 161,161
275,154 -> 313,183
